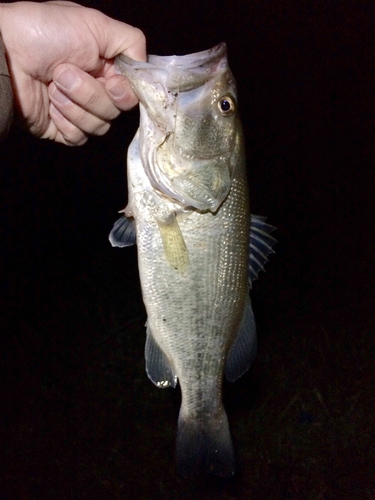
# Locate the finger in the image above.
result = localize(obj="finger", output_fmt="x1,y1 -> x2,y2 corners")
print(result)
49,81 -> 111,137
53,63 -> 121,123
111,26 -> 146,62
46,4 -> 146,62
93,16 -> 147,62
48,103 -> 88,146
105,74 -> 139,111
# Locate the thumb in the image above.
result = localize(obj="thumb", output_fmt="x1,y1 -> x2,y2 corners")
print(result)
91,12 -> 147,62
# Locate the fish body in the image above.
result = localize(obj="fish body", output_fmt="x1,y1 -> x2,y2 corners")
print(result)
110,44 -> 275,477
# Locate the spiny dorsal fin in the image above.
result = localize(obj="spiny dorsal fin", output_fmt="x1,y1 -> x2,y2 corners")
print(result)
249,214 -> 276,288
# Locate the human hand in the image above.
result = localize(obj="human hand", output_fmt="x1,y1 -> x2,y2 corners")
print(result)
0,1 -> 146,145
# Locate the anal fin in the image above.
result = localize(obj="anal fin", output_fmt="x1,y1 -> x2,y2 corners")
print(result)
145,323 -> 177,389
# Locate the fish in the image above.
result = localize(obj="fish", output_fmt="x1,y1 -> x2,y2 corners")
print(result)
109,43 -> 276,477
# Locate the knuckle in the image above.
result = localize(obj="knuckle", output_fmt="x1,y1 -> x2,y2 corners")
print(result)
133,27 -> 146,46
50,103 -> 87,145
81,90 -> 102,111
71,107 -> 108,135
71,106 -> 91,127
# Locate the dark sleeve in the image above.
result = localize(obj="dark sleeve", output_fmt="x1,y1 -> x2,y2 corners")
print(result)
0,34 -> 13,140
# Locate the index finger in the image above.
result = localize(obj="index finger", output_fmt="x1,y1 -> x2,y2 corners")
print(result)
89,10 -> 147,62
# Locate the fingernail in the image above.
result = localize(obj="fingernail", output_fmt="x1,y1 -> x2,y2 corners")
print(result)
108,83 -> 127,99
56,69 -> 77,90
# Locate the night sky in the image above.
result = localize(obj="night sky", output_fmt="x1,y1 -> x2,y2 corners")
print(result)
1,1 -> 373,499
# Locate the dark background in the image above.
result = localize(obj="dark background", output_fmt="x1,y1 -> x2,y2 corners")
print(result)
1,1 -> 374,499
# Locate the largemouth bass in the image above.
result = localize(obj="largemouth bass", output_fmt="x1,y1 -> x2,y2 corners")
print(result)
109,43 -> 275,477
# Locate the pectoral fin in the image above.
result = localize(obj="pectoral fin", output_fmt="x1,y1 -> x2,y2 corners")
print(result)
225,298 -> 257,383
145,323 -> 178,388
109,216 -> 136,247
157,216 -> 189,274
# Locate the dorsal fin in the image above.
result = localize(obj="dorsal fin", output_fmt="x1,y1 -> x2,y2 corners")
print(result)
249,214 -> 277,288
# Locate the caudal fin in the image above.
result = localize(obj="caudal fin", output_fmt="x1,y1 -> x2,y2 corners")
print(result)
176,410 -> 235,477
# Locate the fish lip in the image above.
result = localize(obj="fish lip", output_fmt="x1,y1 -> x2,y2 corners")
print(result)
116,42 -> 227,73
115,43 -> 229,95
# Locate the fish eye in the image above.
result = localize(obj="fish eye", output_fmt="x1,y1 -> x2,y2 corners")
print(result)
218,96 -> 235,116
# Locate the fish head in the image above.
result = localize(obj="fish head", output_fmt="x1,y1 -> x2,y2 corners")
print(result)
116,43 -> 241,212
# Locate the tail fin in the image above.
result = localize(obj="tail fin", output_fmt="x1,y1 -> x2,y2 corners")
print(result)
176,410 -> 235,477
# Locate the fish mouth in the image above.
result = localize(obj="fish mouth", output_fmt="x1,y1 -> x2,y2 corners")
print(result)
147,42 -> 226,68
115,42 -> 228,85
117,43 -> 235,212
116,43 -> 228,93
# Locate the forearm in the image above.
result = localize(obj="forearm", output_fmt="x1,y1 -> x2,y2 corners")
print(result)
0,29 -> 13,139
